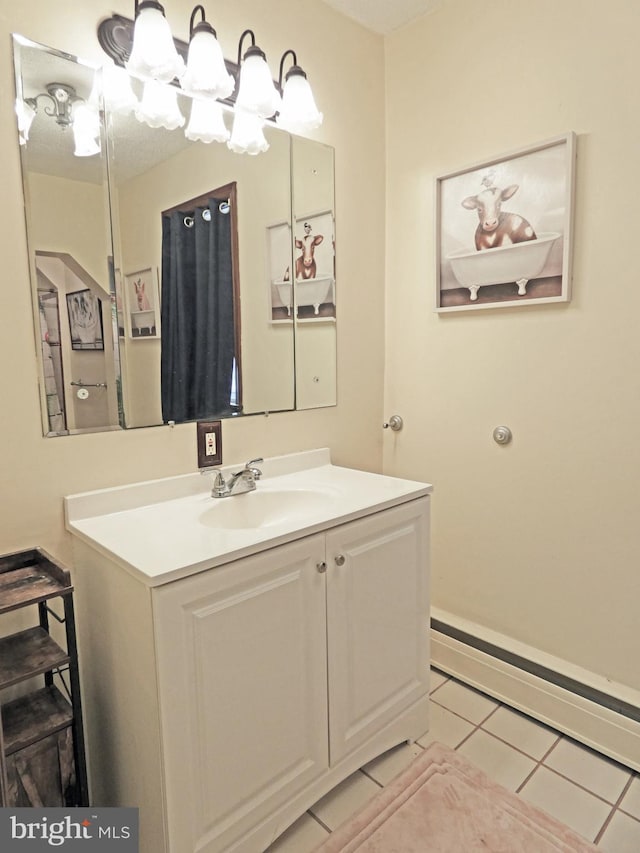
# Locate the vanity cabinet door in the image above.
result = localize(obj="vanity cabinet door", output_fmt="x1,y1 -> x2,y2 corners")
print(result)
325,498 -> 430,765
152,534 -> 328,853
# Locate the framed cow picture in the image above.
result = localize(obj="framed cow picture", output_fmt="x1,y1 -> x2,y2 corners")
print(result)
124,267 -> 160,339
435,133 -> 576,312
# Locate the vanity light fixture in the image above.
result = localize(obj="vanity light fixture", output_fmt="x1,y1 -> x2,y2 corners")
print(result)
185,96 -> 229,143
72,102 -> 102,156
15,97 -> 36,144
102,61 -> 138,114
16,82 -> 101,156
126,0 -> 184,83
26,82 -> 78,128
227,29 -> 281,155
227,106 -> 268,155
276,50 -> 323,134
97,4 -> 323,154
181,4 -> 234,100
234,29 -> 281,119
135,78 -> 185,130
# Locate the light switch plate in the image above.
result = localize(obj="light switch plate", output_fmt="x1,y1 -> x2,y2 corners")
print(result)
197,421 -> 222,468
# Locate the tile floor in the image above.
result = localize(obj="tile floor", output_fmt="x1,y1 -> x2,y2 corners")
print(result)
266,668 -> 640,852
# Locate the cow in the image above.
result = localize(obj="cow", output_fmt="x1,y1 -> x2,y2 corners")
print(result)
133,278 -> 151,311
462,181 -> 536,251
295,222 -> 324,280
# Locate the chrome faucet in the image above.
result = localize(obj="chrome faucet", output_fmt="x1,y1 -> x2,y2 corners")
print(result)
209,458 -> 264,498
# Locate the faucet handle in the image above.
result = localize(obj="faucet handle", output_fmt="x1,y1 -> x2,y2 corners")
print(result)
212,471 -> 228,497
245,457 -> 263,479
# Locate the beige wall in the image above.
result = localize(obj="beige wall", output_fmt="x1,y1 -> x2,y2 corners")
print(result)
0,0 -> 385,561
9,0 -> 631,708
384,0 -> 640,690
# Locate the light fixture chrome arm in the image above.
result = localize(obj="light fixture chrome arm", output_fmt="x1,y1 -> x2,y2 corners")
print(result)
277,49 -> 298,92
26,83 -> 80,128
189,4 -> 215,40
236,29 -> 257,67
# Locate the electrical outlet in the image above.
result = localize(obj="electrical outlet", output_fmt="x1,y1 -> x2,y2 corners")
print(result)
205,432 -> 217,456
197,421 -> 222,468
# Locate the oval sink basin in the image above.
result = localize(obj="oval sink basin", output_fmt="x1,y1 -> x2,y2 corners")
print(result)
199,488 -> 335,530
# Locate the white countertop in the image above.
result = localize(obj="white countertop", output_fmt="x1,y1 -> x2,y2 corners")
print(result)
65,449 -> 432,586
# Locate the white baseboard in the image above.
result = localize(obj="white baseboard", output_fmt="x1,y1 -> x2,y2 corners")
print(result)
430,607 -> 640,772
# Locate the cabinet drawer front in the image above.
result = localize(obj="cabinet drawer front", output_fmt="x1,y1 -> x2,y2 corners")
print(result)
326,498 -> 430,764
153,535 -> 328,853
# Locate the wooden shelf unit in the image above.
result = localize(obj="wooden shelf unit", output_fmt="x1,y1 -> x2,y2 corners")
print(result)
0,548 -> 88,807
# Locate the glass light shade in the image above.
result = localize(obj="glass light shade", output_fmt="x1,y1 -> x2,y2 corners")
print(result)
103,62 -> 138,114
185,98 -> 229,143
135,80 -> 185,130
125,5 -> 185,83
227,107 -> 269,155
276,73 -> 323,134
72,104 -> 101,157
181,29 -> 234,99
235,51 -> 281,118
15,98 -> 36,145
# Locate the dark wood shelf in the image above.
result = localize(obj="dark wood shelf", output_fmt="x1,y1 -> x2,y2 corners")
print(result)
0,548 -> 88,806
0,548 -> 72,615
2,686 -> 73,755
0,627 -> 69,690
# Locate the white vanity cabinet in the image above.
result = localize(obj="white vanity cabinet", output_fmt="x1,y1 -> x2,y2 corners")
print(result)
150,498 -> 429,853
153,533 -> 330,853
65,454 -> 432,853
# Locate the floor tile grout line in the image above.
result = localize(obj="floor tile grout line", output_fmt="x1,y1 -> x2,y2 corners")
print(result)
470,724 -> 561,773
592,803 -> 617,847
554,730 -> 636,775
359,766 -> 386,788
449,708 -> 491,751
307,809 -> 332,834
535,760 -> 632,808
593,773 -> 638,845
617,805 -> 640,824
428,678 -> 450,698
429,695 -> 500,730
515,735 -> 562,794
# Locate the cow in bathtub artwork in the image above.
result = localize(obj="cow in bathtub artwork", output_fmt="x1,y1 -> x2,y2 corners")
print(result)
461,175 -> 537,251
436,134 -> 575,310
269,212 -> 336,321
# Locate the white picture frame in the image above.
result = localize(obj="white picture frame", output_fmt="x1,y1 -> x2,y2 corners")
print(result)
436,132 -> 576,312
124,267 -> 161,339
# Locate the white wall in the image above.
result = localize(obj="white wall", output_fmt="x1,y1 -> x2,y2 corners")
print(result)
384,0 -> 640,691
0,0 -> 386,562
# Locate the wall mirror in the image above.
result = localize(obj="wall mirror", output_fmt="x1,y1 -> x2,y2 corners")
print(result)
13,35 -> 336,436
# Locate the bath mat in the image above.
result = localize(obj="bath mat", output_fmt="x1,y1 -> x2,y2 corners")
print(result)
314,742 -> 598,852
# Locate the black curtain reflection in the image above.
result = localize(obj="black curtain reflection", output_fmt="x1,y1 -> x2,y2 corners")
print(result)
161,198 -> 236,423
